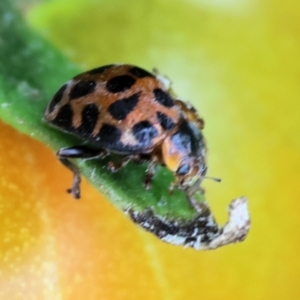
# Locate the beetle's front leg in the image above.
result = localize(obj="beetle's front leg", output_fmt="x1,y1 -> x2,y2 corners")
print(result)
57,145 -> 107,199
144,162 -> 156,190
143,155 -> 160,190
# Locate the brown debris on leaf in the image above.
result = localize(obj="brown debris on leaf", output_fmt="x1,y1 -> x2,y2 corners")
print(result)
126,197 -> 250,250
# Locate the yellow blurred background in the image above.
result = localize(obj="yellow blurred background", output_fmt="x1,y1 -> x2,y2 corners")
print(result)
0,0 -> 299,299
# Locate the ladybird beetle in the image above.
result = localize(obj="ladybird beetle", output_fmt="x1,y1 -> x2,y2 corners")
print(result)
44,64 -> 214,210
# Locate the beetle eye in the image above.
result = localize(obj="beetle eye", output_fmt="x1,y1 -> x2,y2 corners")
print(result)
176,163 -> 190,175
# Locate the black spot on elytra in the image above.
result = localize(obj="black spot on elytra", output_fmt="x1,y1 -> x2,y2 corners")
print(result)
156,111 -> 175,131
69,80 -> 96,100
98,124 -> 122,145
129,66 -> 154,78
106,75 -> 136,93
52,103 -> 73,129
108,93 -> 140,120
132,121 -> 158,147
176,163 -> 190,175
170,121 -> 193,153
48,84 -> 67,113
77,104 -> 99,136
88,65 -> 115,74
171,120 -> 203,156
153,88 -> 174,107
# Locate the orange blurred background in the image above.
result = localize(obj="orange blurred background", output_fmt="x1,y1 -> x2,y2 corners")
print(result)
0,0 -> 300,299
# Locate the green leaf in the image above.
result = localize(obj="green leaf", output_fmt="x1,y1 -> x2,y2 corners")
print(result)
0,1 -> 250,249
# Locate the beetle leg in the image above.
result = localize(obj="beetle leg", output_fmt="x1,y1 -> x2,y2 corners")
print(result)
186,178 -> 205,199
144,163 -> 154,190
168,181 -> 176,195
107,156 -> 134,172
143,156 -> 159,190
57,145 -> 106,199
185,178 -> 206,212
58,158 -> 81,199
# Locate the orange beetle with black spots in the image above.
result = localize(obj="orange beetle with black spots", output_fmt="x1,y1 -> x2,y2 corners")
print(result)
44,64 -> 210,211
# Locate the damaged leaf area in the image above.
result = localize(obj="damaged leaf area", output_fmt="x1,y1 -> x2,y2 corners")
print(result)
128,197 -> 250,250
0,1 -> 250,249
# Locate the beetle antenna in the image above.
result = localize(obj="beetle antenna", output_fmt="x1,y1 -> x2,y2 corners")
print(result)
204,176 -> 222,183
